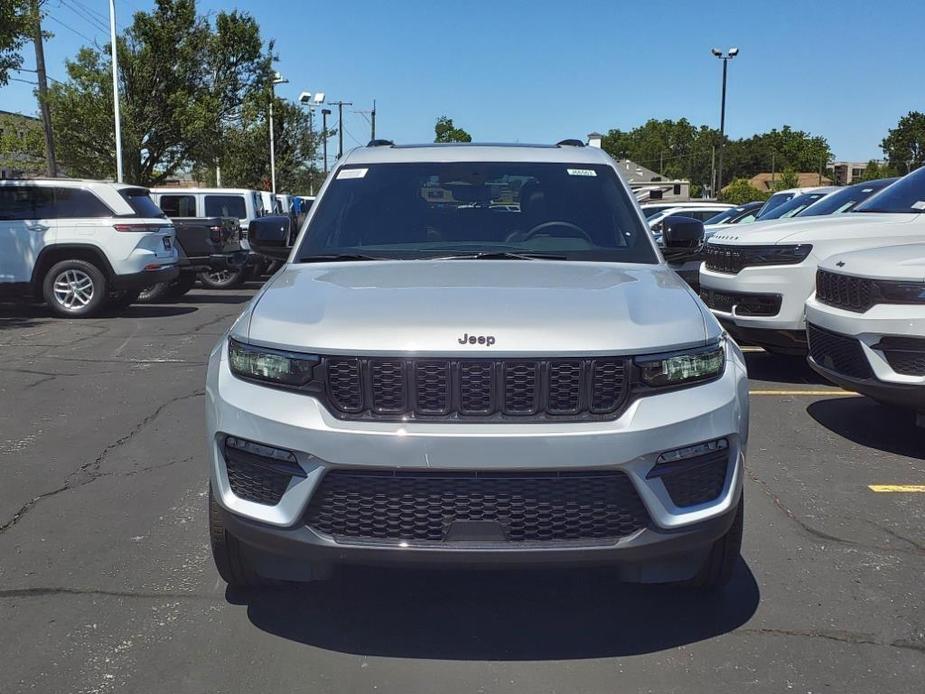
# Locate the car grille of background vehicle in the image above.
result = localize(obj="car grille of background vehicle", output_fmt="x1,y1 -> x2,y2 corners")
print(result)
807,324 -> 874,379
816,270 -> 875,312
323,357 -> 629,421
304,470 -> 650,544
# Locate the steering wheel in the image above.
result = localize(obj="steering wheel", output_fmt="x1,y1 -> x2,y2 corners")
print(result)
521,220 -> 593,243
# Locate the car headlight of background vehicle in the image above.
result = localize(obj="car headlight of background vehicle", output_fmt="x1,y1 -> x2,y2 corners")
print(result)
873,279 -> 925,304
745,244 -> 813,267
636,339 -> 726,388
228,338 -> 318,387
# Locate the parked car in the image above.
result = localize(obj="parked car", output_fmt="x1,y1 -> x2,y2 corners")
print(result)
796,178 -> 897,217
641,200 -> 729,220
753,187 -> 837,221
699,168 -> 925,354
150,187 -> 264,287
0,179 -> 177,317
805,244 -> 925,426
702,202 -> 764,227
753,186 -> 819,218
138,216 -> 247,301
206,141 -> 748,591
648,203 -> 734,232
259,191 -> 282,216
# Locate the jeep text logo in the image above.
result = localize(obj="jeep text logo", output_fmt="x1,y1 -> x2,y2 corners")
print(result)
458,333 -> 496,347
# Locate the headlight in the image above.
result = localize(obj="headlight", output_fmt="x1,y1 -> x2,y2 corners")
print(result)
228,338 -> 318,387
750,244 -> 813,266
874,279 -> 925,304
636,339 -> 726,388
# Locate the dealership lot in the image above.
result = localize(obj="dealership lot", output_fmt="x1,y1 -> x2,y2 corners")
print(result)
0,287 -> 923,694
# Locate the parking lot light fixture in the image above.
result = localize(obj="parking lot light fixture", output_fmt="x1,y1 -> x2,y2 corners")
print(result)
269,72 -> 289,195
712,48 -> 739,195
299,91 -> 326,195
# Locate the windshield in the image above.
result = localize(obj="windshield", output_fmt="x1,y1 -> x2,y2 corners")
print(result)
757,192 -> 829,220
704,205 -> 755,225
798,180 -> 895,217
755,191 -> 795,218
640,205 -> 675,219
855,168 -> 925,213
295,162 -> 658,263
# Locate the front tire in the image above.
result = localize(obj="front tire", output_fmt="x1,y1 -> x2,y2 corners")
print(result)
683,497 -> 744,590
209,487 -> 273,589
198,267 -> 246,289
137,281 -> 172,303
42,259 -> 108,318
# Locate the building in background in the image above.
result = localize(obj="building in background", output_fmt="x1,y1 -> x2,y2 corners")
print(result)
587,132 -> 691,201
748,171 -> 833,191
830,161 -> 877,186
0,110 -> 46,179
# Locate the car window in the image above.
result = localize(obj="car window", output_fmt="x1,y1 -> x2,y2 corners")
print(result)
755,191 -> 795,218
757,192 -> 828,220
158,194 -> 197,217
0,186 -> 55,220
52,188 -> 113,218
205,195 -> 247,219
297,161 -> 658,264
855,168 -> 925,214
118,188 -> 165,218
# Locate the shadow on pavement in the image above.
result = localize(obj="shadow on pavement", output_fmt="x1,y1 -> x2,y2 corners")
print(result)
744,352 -> 827,386
176,292 -> 254,305
0,303 -> 51,328
230,561 -> 760,659
111,304 -> 199,318
807,397 -> 924,459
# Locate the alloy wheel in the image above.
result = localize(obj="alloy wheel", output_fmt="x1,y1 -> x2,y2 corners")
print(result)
52,269 -> 95,310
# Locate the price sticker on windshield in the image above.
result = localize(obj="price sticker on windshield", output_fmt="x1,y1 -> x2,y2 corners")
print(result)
566,168 -> 597,177
337,168 -> 368,180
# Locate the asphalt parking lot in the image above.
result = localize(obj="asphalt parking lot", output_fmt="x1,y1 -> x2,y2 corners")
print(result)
1,286 -> 923,694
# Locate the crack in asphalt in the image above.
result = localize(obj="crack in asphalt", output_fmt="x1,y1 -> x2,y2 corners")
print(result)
0,390 -> 204,536
742,627 -> 925,654
0,587 -> 218,601
747,469 -> 925,558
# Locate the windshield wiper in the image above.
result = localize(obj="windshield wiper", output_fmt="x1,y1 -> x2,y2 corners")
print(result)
297,254 -> 383,263
436,251 -> 568,261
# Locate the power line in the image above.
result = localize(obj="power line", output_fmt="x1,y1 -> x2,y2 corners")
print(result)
69,0 -> 108,23
45,13 -> 98,44
58,0 -> 109,34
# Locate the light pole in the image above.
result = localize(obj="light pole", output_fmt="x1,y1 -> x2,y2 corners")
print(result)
298,91 -> 325,195
108,0 -> 123,182
269,72 -> 288,195
711,47 -> 738,195
321,108 -> 331,174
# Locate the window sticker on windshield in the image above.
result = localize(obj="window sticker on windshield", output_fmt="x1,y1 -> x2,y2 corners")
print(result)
911,200 -> 925,210
566,168 -> 597,177
337,168 -> 368,180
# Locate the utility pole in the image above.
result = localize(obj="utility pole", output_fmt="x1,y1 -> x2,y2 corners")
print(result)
369,99 -> 376,140
268,73 -> 288,195
31,0 -> 56,177
329,100 -> 352,159
711,48 -> 739,194
771,151 -> 776,188
108,0 -> 123,182
321,108 -> 331,173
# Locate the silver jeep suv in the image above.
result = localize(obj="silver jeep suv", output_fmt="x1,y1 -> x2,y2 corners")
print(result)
205,142 -> 749,590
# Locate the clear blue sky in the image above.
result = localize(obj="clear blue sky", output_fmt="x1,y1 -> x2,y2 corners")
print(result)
2,0 -> 922,161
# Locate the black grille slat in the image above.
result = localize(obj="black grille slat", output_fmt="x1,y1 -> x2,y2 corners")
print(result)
305,470 -> 650,544
225,458 -> 293,506
808,324 -> 873,379
704,244 -> 750,274
323,356 -> 629,421
816,270 -> 874,312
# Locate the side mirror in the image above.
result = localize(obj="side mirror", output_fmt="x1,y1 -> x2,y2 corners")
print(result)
249,215 -> 291,259
662,216 -> 705,250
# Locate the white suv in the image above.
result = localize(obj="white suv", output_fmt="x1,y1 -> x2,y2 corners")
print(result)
699,170 -> 925,354
0,179 -> 178,317
205,142 -> 749,591
806,244 -> 925,425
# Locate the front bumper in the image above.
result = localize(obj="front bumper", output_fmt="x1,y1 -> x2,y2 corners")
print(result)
205,339 -> 749,575
805,295 -> 925,411
111,263 -> 179,290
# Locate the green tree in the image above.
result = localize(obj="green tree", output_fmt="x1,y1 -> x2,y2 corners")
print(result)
46,0 -> 271,184
0,111 -> 45,174
434,116 -> 472,143
719,178 -> 769,204
857,160 -> 896,182
0,0 -> 30,87
772,168 -> 799,191
881,111 -> 925,173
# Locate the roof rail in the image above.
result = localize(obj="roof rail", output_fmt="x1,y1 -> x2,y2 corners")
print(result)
367,139 -> 394,147
556,139 -> 585,147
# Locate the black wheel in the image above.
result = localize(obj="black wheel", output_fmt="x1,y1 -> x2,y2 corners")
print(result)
137,281 -> 172,303
107,289 -> 141,309
198,267 -> 246,289
683,496 -> 744,590
166,272 -> 197,298
209,486 -> 273,588
42,259 -> 108,318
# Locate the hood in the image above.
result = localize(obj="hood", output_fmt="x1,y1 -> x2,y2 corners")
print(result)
821,243 -> 925,282
242,260 -> 714,356
708,212 -> 920,246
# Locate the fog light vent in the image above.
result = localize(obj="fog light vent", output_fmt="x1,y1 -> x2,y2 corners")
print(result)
656,438 -> 728,465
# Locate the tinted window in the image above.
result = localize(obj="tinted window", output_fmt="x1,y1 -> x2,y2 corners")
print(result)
119,188 -> 166,218
755,191 -> 795,218
855,168 -> 925,214
704,207 -> 744,225
641,205 -> 674,218
297,162 -> 658,264
798,180 -> 894,217
158,194 -> 196,217
757,192 -> 829,220
0,186 -> 55,220
205,195 -> 247,219
49,188 -> 112,218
